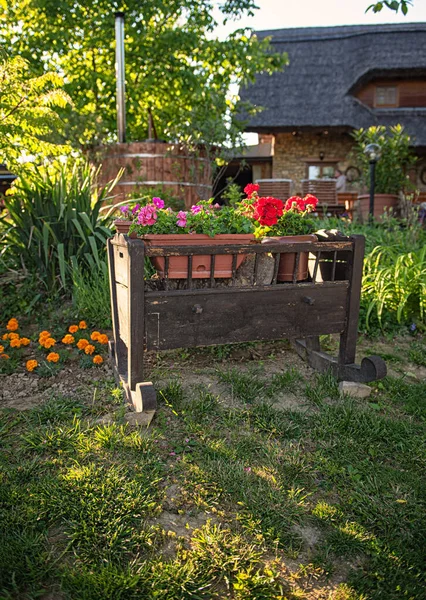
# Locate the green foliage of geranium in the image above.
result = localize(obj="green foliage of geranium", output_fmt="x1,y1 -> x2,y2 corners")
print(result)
259,211 -> 316,238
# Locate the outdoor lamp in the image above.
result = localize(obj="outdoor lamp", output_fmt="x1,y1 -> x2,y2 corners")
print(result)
364,143 -> 381,217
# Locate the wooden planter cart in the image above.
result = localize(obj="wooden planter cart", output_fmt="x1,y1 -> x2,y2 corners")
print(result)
107,233 -> 387,412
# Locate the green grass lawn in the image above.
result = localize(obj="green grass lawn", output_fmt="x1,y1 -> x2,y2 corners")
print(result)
0,341 -> 425,599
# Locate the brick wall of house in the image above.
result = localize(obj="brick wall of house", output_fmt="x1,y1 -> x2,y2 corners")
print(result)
272,132 -> 355,194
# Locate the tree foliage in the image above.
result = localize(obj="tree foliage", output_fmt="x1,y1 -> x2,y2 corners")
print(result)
0,0 -> 286,149
0,53 -> 71,171
366,0 -> 413,15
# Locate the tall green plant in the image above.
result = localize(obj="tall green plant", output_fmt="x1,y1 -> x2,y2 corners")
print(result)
1,163 -> 119,292
363,244 -> 426,329
352,125 -> 416,195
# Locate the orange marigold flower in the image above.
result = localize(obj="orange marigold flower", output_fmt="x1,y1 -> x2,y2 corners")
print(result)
69,325 -> 79,334
42,337 -> 56,349
8,333 -> 19,340
47,352 -> 60,363
2,333 -> 8,340
0,353 -> 10,360
39,330 -> 50,339
98,334 -> 109,345
62,334 -> 75,345
20,337 -> 31,346
90,331 -> 100,341
6,318 -> 19,331
77,339 -> 89,350
10,338 -> 21,349
26,359 -> 38,372
79,321 -> 87,329
93,355 -> 104,365
84,344 -> 95,355
0,345 -> 4,353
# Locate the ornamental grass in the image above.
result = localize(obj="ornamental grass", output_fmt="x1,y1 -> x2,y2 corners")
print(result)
0,318 -> 109,375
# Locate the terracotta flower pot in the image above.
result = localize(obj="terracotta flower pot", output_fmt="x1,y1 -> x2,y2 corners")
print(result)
143,233 -> 255,279
357,194 -> 399,220
262,234 -> 318,282
114,219 -> 133,234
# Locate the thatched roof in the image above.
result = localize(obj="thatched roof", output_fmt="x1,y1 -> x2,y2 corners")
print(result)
240,23 -> 426,146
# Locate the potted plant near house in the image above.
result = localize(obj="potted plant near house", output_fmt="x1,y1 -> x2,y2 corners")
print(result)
237,184 -> 318,281
352,125 -> 416,220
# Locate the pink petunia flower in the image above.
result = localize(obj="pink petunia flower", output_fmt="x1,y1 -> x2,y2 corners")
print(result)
137,204 -> 157,226
176,210 -> 187,227
152,197 -> 165,209
132,203 -> 141,214
191,205 -> 202,214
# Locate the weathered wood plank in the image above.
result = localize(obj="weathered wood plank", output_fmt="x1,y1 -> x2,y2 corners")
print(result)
113,243 -> 129,287
116,283 -> 129,347
127,239 -> 146,391
144,241 -> 353,257
145,280 -> 347,299
145,283 -> 349,350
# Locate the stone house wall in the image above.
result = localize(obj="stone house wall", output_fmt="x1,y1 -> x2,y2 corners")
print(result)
272,132 -> 355,195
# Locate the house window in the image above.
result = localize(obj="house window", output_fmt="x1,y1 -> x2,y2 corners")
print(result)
375,86 -> 398,107
307,164 -> 335,179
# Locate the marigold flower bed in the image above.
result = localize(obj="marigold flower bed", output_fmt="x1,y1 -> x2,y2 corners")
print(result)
0,318 -> 109,377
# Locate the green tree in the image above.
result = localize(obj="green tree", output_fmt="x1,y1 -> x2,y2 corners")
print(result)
0,1 -> 286,149
0,53 -> 71,171
366,0 -> 413,14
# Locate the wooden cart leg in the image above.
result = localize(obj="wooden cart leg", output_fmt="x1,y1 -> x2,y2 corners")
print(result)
294,235 -> 386,383
126,238 -> 157,412
108,236 -> 157,413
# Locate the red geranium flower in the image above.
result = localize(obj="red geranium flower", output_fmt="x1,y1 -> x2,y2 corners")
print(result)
303,194 -> 319,211
253,196 -> 284,226
244,183 -> 260,198
284,196 -> 306,212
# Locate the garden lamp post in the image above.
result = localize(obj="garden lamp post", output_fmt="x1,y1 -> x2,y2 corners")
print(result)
364,143 -> 381,218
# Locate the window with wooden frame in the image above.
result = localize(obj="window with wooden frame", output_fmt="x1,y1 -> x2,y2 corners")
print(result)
375,85 -> 398,107
306,163 -> 337,179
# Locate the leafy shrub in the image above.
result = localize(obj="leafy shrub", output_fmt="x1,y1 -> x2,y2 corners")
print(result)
316,217 -> 426,332
352,124 -> 416,195
1,163 -> 118,294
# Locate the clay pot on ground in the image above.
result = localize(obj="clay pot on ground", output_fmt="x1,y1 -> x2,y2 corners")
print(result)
357,194 -> 399,221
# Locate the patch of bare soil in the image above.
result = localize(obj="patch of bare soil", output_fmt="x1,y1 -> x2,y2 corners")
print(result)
146,341 -> 316,410
0,364 -> 114,411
